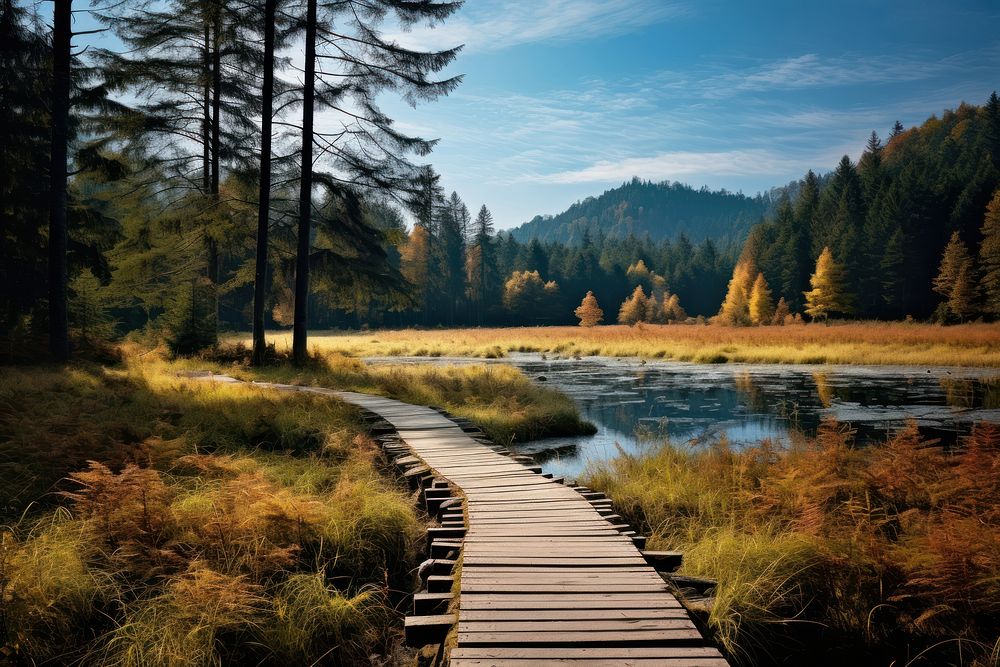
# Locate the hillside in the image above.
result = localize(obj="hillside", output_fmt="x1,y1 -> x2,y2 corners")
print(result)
509,178 -> 774,245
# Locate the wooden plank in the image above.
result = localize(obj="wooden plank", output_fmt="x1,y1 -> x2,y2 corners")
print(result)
459,619 -> 697,632
459,609 -> 692,621
449,647 -> 726,659
457,628 -> 704,644
450,659 -> 728,667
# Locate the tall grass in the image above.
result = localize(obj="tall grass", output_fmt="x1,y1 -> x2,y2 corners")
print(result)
227,321 -> 1000,367
0,353 -> 424,665
200,345 -> 595,444
585,421 -> 1000,665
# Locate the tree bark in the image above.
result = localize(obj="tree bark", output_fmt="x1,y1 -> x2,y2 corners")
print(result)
207,8 -> 222,328
292,0 -> 316,367
202,21 -> 210,193
48,0 -> 72,361
251,0 -> 276,365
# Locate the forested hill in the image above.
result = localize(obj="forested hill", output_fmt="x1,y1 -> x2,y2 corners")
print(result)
509,179 -> 773,245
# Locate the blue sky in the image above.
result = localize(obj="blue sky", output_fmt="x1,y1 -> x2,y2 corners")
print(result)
379,0 -> 1000,229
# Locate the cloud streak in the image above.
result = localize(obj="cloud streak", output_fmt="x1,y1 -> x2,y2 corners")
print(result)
538,150 -> 805,185
385,0 -> 690,53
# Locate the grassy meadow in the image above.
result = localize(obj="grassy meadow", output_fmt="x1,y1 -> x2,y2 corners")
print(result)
586,421 -> 1000,666
0,346 -> 594,665
230,321 -> 1000,367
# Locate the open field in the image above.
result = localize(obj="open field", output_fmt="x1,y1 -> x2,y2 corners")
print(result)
228,322 -> 1000,367
585,422 -> 1000,666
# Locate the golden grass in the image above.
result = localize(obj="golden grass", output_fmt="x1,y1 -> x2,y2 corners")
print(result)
197,346 -> 595,444
0,353 -> 424,665
585,422 -> 1000,666
227,321 -> 1000,367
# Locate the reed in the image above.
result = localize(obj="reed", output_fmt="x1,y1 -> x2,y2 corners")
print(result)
585,421 -> 1000,666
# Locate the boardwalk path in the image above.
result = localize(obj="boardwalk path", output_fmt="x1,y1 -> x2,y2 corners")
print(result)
193,374 -> 727,666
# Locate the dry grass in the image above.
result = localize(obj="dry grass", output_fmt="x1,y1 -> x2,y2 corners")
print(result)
227,321 -> 1000,367
0,352 -> 423,665
197,345 -> 596,444
585,421 -> 1000,666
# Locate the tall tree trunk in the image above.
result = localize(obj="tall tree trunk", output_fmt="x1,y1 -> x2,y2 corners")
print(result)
210,12 -> 221,198
207,8 -> 222,330
292,0 -> 316,367
202,22 -> 210,193
47,0 -> 71,361
251,0 -> 276,365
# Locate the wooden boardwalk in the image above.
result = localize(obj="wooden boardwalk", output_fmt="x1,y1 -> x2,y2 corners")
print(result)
324,391 -> 729,667
191,374 -> 728,665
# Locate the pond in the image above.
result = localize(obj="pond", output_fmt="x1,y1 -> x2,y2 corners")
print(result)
367,354 -> 1000,480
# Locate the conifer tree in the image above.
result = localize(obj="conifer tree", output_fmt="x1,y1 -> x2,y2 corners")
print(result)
617,285 -> 649,325
881,226 -> 910,317
718,260 -> 755,326
804,247 -> 853,320
933,231 -> 977,321
251,0 -> 277,365
664,293 -> 686,322
467,205 -> 497,323
48,0 -> 72,360
949,261 -> 977,321
290,0 -> 461,363
574,291 -> 603,327
771,297 -> 790,325
980,189 -> 1000,316
749,272 -> 774,325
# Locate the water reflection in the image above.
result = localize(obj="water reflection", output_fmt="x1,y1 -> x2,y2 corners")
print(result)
366,354 -> 1000,479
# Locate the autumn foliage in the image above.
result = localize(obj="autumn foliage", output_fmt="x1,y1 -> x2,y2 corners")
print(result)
574,290 -> 603,327
587,421 -> 1000,666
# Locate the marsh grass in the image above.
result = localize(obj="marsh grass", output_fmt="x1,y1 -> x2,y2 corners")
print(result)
227,321 -> 1000,367
198,344 -> 595,444
0,352 -> 424,665
585,421 -> 1000,666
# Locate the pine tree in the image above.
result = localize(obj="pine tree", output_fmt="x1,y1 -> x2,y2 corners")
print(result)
617,285 -> 649,325
771,297 -> 790,325
804,247 -> 853,320
401,224 -> 432,317
949,261 -> 977,321
881,226 -> 910,318
251,0 -> 277,365
290,0 -> 461,363
574,291 -> 603,327
748,272 -> 774,325
717,260 -> 755,326
47,0 -> 72,360
467,205 -> 497,324
980,189 -> 1000,316
438,192 -> 467,325
934,231 -> 977,321
664,293 -> 686,322
889,120 -> 904,142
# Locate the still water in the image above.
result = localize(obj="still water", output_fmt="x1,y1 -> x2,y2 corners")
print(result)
368,354 -> 1000,479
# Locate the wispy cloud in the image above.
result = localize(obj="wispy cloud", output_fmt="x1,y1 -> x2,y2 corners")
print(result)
537,150 -> 805,185
385,0 -> 690,53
